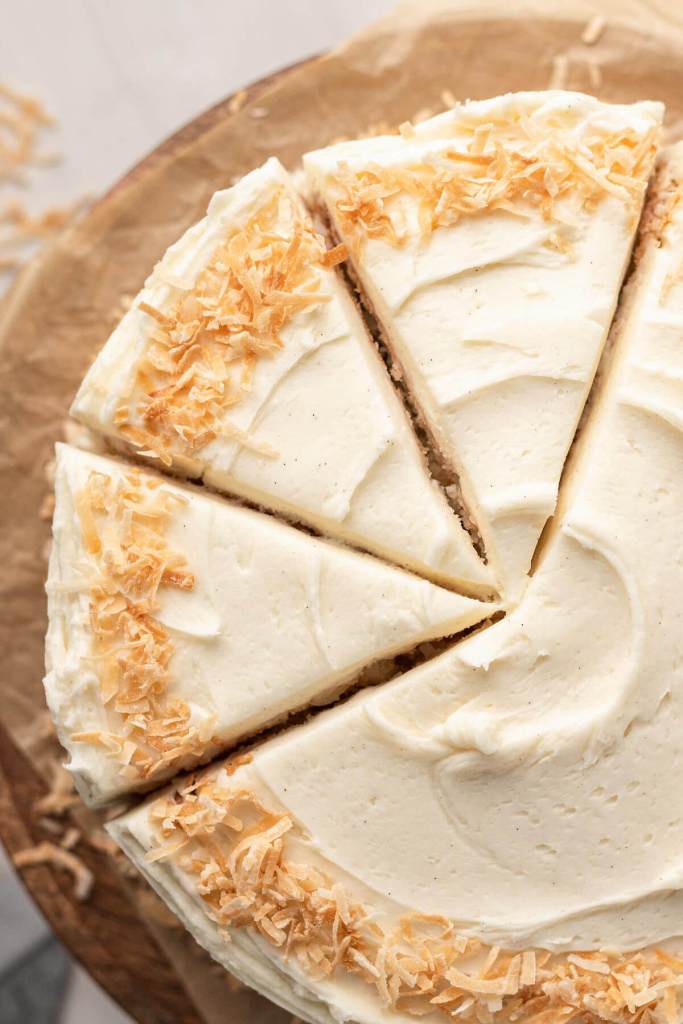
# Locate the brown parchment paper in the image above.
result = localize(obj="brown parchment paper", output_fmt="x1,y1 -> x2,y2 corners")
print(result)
2,1 -> 683,1020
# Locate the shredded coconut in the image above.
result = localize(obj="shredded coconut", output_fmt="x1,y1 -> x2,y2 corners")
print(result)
149,782 -> 683,1024
0,82 -> 53,183
582,16 -> 606,45
0,199 -> 80,274
116,188 -> 346,466
33,762 -> 79,817
0,84 -> 83,276
328,105 -> 658,256
60,826 -> 81,851
548,53 -> 571,90
228,89 -> 248,115
71,467 -> 210,781
14,841 -> 93,901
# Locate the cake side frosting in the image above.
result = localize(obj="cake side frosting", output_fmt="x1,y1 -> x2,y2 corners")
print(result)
45,443 -> 493,804
109,145 -> 683,1024
70,158 -> 491,594
304,91 -> 663,598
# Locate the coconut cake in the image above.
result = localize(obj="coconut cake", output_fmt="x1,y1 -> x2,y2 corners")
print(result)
108,144 -> 683,1024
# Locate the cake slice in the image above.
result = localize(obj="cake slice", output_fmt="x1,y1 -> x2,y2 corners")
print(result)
44,443 -> 493,805
109,148 -> 683,1024
70,158 -> 491,595
305,91 -> 662,595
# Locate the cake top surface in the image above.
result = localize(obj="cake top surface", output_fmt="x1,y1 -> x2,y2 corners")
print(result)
305,91 -> 662,248
70,157 -> 492,593
42,94 -> 683,1024
46,442 -> 492,804
108,138 -> 683,1024
304,91 -> 663,597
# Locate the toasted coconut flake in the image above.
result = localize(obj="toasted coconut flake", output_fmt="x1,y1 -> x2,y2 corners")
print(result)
582,15 -> 606,45
0,196 -> 84,276
446,967 -> 517,996
568,954 -> 611,975
320,242 -> 348,268
228,89 -> 248,115
521,951 -> 537,988
118,188 -> 342,465
39,492 -> 56,520
329,105 -> 658,255
87,829 -> 121,858
14,841 -> 93,901
0,83 -> 86,275
33,762 -> 79,817
72,468 -> 203,781
225,752 -> 253,776
0,82 -> 52,185
151,783 -> 683,1024
548,54 -> 570,90
60,826 -> 81,851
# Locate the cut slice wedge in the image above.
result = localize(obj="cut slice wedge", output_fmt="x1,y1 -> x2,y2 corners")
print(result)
44,443 -> 494,805
304,91 -> 662,596
70,158 -> 491,595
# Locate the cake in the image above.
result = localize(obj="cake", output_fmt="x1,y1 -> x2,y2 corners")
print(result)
108,145 -> 683,1024
70,158 -> 490,595
41,89 -> 683,1024
45,442 -> 492,805
304,92 -> 662,596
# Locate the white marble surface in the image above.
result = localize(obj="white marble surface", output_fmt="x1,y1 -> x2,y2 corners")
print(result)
0,0 -> 392,219
0,3 -> 392,1020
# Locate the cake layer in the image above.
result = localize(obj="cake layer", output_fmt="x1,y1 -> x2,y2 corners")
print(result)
44,443 -> 493,804
70,158 -> 491,595
305,91 -> 662,597
110,147 -> 683,1024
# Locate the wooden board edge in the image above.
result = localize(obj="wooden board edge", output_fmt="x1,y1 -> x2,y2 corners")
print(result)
0,719 -> 206,1024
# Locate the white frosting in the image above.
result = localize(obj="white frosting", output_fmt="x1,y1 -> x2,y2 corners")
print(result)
110,146 -> 683,1024
70,158 -> 490,594
44,443 -> 493,804
305,92 -> 663,597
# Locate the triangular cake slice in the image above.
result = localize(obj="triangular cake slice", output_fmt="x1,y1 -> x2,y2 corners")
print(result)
70,158 -> 491,595
109,148 -> 683,1024
44,443 -> 493,804
305,91 -> 662,595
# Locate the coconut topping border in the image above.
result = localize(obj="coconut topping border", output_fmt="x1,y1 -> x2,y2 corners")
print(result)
70,467 -> 214,781
115,187 -> 346,466
326,105 -> 659,254
147,780 -> 683,1024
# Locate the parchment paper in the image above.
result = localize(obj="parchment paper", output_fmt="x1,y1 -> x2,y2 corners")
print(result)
1,1 -> 683,1020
